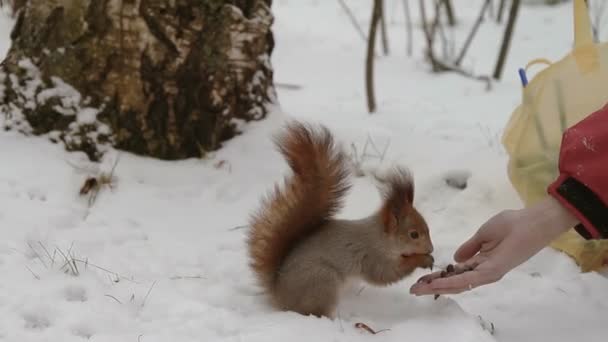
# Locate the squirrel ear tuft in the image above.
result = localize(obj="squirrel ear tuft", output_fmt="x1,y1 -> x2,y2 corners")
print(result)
379,166 -> 414,233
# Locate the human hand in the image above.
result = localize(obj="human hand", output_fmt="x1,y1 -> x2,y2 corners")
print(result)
410,197 -> 578,296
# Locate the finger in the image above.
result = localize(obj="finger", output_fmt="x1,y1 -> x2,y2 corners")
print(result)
410,273 -> 479,295
454,233 -> 483,263
414,270 -> 445,284
410,268 -> 488,296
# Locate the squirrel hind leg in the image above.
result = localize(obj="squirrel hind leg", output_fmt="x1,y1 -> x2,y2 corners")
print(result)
272,265 -> 341,318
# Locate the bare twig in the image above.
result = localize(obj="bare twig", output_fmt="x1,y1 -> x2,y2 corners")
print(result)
355,322 -> 390,335
488,0 -> 495,18
79,153 -> 121,211
431,58 -> 492,88
379,0 -> 390,55
402,0 -> 413,56
337,0 -> 367,42
366,0 -> 382,113
442,0 -> 456,26
497,0 -> 507,23
455,0 -> 491,66
356,286 -> 366,296
418,0 -> 492,86
493,0 -> 521,80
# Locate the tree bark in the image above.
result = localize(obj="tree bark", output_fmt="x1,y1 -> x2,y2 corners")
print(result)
0,0 -> 275,161
493,0 -> 520,80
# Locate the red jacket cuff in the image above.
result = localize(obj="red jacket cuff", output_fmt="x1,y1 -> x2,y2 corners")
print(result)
548,174 -> 608,240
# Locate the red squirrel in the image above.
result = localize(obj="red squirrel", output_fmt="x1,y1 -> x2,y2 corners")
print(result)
247,121 -> 434,318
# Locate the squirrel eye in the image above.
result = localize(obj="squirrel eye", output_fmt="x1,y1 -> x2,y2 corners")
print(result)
409,231 -> 419,239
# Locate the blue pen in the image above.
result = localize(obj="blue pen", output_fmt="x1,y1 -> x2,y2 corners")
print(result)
518,68 -> 528,87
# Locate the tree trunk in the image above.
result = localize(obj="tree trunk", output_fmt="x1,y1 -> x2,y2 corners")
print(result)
0,0 -> 275,161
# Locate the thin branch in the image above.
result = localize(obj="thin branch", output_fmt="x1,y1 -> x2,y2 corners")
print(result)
487,0 -> 495,19
403,0 -> 413,56
427,58 -> 492,88
442,0 -> 456,26
419,0 -> 444,72
497,0 -> 507,23
337,0 -> 367,42
366,0 -> 382,113
455,0 -> 491,66
493,0 -> 521,80
379,0 -> 390,55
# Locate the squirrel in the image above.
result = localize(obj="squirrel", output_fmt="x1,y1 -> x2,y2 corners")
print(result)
247,121 -> 434,318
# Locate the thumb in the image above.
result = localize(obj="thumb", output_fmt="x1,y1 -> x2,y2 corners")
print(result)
454,233 -> 482,263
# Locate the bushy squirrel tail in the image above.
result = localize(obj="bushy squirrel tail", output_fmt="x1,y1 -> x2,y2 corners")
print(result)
247,121 -> 351,292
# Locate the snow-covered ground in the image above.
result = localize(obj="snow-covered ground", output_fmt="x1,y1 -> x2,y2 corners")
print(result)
0,1 -> 607,341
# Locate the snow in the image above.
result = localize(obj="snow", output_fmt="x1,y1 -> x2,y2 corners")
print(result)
0,1 -> 607,342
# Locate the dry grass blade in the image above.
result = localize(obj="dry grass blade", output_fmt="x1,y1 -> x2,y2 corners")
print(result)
71,258 -> 140,284
141,281 -> 157,307
27,242 -> 48,269
38,242 -> 56,267
105,294 -> 123,304
25,265 -> 41,280
169,275 -> 205,280
55,247 -> 79,276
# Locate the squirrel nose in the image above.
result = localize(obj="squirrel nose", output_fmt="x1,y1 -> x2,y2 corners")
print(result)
426,244 -> 434,254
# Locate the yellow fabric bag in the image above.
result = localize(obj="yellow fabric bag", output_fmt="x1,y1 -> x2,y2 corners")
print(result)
502,0 -> 608,272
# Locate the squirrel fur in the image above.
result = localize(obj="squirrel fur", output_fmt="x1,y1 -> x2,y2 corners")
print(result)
247,121 -> 434,318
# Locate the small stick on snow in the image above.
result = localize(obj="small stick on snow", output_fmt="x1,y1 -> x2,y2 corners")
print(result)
355,322 -> 390,334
